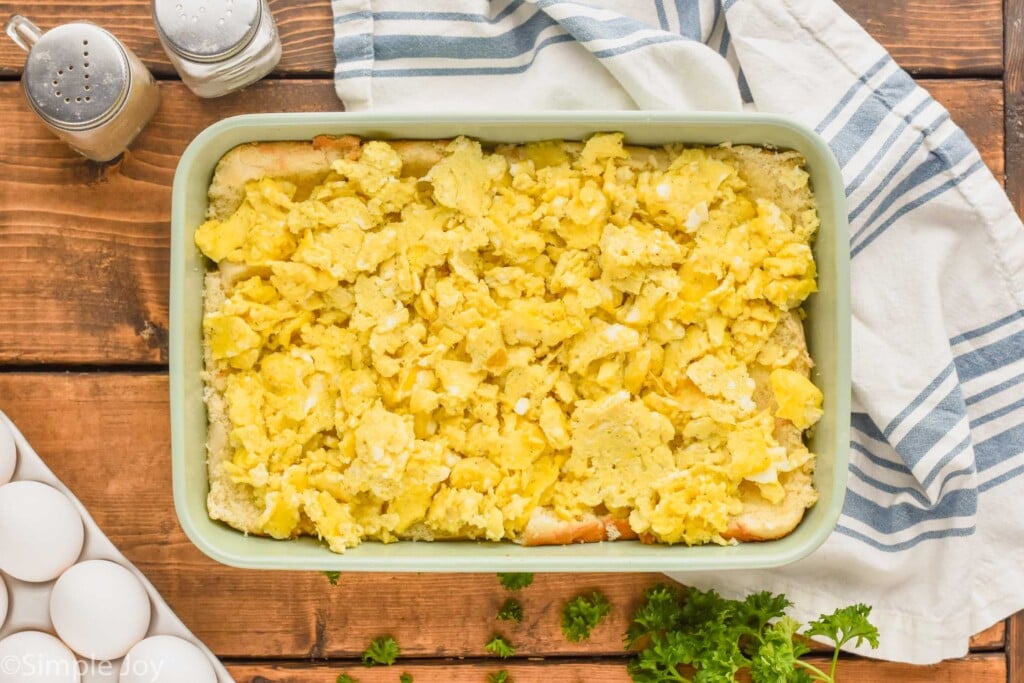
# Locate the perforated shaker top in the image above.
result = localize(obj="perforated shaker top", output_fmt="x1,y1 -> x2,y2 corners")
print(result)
22,23 -> 129,130
153,0 -> 262,62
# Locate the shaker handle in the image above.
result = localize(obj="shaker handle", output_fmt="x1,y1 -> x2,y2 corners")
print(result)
5,14 -> 43,52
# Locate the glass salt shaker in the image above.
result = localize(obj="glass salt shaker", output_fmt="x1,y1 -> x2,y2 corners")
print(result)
152,0 -> 282,98
5,15 -> 161,163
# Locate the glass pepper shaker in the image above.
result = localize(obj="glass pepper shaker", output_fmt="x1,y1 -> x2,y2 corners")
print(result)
5,15 -> 161,163
152,0 -> 282,98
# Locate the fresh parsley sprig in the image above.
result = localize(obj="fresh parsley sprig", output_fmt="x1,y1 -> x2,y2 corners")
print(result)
497,598 -> 524,623
561,591 -> 611,642
497,573 -> 534,591
802,604 -> 880,681
362,636 -> 400,667
485,635 -> 516,659
625,585 -> 878,683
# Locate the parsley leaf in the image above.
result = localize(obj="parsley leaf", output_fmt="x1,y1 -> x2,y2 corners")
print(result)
497,573 -> 534,591
561,591 -> 611,642
485,635 -> 516,659
361,636 -> 399,667
323,571 -> 341,585
805,604 -> 880,651
336,675 -> 358,683
487,671 -> 511,683
624,586 -> 879,683
735,591 -> 793,633
804,604 -> 880,681
497,598 -> 524,623
400,673 -> 413,683
625,584 -> 684,648
750,617 -> 811,683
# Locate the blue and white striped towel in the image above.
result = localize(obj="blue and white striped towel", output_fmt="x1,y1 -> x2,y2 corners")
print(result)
331,0 -> 1024,664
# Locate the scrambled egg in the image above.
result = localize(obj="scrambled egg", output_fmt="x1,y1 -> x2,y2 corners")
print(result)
196,134 -> 822,552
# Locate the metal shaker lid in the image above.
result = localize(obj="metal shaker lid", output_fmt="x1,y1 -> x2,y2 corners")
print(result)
153,0 -> 262,62
22,23 -> 130,130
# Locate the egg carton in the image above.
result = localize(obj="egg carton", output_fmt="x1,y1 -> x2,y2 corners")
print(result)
0,411 -> 234,682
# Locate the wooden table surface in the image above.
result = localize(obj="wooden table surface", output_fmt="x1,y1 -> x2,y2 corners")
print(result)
0,1 -> 1022,681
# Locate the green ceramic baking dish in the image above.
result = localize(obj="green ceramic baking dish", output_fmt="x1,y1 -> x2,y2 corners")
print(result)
170,111 -> 850,571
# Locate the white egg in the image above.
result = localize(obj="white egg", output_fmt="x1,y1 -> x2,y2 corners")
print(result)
119,636 -> 216,683
0,419 -> 16,485
0,631 -> 81,682
0,574 -> 7,629
50,560 -> 152,661
0,481 -> 85,583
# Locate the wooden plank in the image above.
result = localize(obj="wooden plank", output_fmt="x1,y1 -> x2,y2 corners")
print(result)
1007,0 -> 1024,214
226,654 -> 1008,683
0,79 -> 1002,365
970,620 -> 1006,651
840,0 -> 1003,76
1010,612 -> 1024,683
0,80 -> 341,365
0,372 -> 1008,663
0,1 -> 1002,79
922,80 -> 1004,182
0,0 -> 336,78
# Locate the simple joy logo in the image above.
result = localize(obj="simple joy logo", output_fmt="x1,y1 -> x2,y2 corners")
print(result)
1,653 -> 164,679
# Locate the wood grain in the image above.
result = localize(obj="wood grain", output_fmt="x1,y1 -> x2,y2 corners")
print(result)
0,80 -> 341,365
225,654 -> 1008,683
923,80 -> 1004,182
1010,611 -> 1024,683
840,0 -> 1003,76
0,372 -> 1007,663
0,78 -> 1003,366
1006,0 -> 1024,216
972,621 -> 1007,651
0,0 -> 1002,79
0,0 -> 335,78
